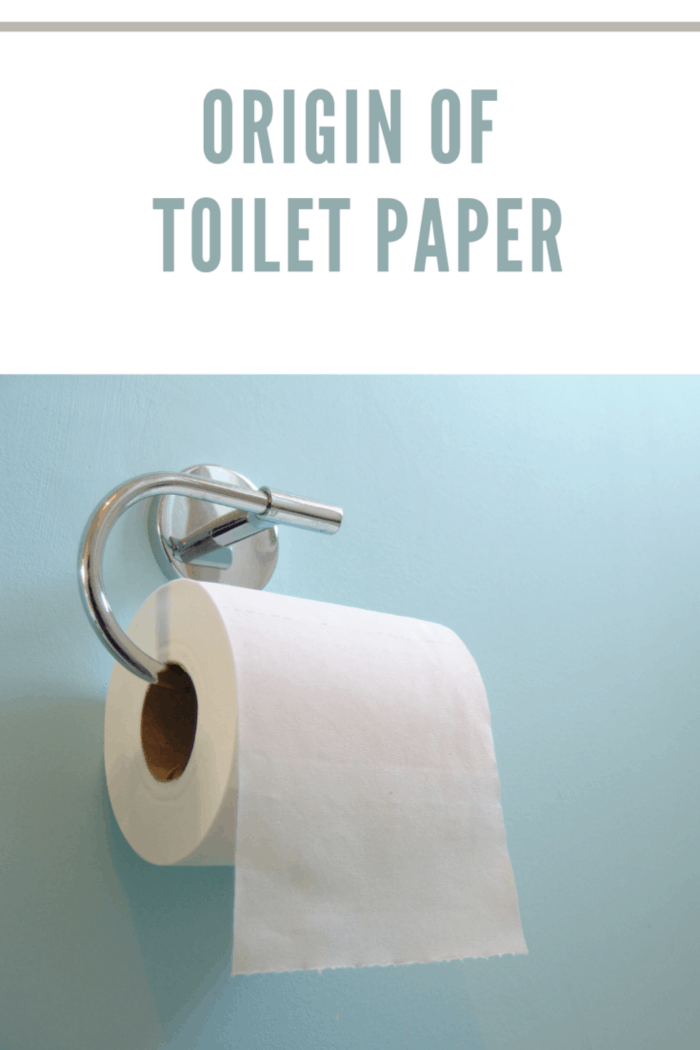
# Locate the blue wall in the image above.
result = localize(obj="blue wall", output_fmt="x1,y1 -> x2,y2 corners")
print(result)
1,375 -> 698,1050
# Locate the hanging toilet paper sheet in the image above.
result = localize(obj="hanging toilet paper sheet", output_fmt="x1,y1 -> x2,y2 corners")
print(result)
105,579 -> 526,974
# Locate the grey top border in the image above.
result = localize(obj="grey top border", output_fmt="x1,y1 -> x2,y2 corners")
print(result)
0,22 -> 699,32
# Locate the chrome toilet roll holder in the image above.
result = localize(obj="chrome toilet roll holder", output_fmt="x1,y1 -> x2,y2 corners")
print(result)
79,465 -> 343,685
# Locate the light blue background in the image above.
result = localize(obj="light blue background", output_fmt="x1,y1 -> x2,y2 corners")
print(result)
0,375 -> 698,1050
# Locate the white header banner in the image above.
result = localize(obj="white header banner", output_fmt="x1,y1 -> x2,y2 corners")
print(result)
0,22 -> 697,373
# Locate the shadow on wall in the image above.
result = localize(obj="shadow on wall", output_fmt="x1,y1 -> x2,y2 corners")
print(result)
0,696 -> 234,1050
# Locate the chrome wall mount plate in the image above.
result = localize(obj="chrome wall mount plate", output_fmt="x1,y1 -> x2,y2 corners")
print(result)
148,464 -> 279,590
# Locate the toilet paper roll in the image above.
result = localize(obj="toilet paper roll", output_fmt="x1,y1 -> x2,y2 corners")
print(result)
105,579 -> 526,974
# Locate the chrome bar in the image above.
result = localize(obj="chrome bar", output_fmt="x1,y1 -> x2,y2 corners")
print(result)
170,508 -> 266,564
79,471 -> 343,683
172,489 -> 342,562
261,489 -> 343,533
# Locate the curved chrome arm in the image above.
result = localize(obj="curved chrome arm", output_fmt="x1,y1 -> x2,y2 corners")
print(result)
79,472 -> 342,683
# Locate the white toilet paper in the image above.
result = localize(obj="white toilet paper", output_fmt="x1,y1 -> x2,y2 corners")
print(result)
105,579 -> 526,974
